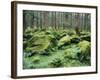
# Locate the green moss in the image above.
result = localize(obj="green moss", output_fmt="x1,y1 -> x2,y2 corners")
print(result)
70,35 -> 80,43
80,34 -> 91,41
77,40 -> 91,61
49,58 -> 63,67
66,29 -> 76,36
64,45 -> 80,59
23,28 -> 91,69
24,27 -> 33,33
64,59 -> 83,67
80,31 -> 90,36
31,37 -> 51,53
78,40 -> 90,55
58,35 -> 71,47
32,57 -> 40,63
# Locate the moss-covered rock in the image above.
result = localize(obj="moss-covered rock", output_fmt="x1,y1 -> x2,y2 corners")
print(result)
70,35 -> 80,43
80,34 -> 91,41
80,31 -> 91,41
58,35 -> 71,47
66,29 -> 76,36
23,28 -> 91,69
30,36 -> 51,53
80,31 -> 90,36
77,40 -> 91,61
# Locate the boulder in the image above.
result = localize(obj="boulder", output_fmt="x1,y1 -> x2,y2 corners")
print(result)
58,35 -> 71,47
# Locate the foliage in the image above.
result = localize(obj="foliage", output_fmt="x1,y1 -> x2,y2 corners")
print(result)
23,28 -> 91,69
23,10 -> 91,69
64,45 -> 80,59
77,40 -> 91,61
58,35 -> 71,47
32,56 -> 40,63
70,35 -> 80,43
49,58 -> 63,67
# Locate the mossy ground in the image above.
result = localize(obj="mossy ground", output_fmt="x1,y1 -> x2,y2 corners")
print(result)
23,27 -> 91,69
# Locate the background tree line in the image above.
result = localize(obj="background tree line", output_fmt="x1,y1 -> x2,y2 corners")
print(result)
23,10 -> 91,32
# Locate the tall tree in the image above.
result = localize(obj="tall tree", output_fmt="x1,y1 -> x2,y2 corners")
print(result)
74,13 -> 81,35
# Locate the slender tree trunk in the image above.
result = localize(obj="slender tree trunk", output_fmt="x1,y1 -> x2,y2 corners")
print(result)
75,13 -> 80,35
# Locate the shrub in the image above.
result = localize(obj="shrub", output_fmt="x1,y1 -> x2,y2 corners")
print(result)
64,46 -> 80,59
49,58 -> 63,67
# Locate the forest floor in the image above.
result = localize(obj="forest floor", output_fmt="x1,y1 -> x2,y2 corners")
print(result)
23,27 -> 91,69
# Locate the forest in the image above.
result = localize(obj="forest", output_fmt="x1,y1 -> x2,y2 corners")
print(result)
23,10 -> 91,69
